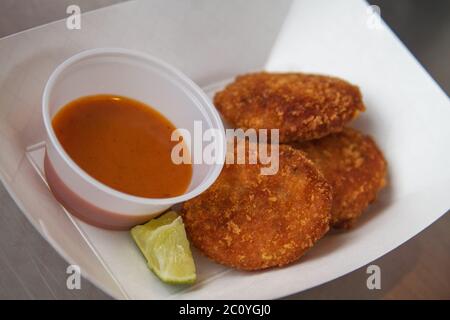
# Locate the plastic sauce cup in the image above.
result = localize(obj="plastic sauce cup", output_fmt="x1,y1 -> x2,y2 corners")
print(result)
42,48 -> 225,230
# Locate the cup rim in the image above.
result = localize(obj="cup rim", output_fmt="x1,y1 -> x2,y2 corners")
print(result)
42,47 -> 226,206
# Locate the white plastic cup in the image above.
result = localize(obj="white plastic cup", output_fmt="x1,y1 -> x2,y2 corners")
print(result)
42,48 -> 225,230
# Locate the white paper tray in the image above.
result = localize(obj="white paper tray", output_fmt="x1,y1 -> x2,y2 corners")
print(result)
1,0 -> 449,299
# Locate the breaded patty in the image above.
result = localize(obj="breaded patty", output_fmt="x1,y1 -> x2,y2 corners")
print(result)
214,72 -> 365,143
295,128 -> 387,229
182,144 -> 332,270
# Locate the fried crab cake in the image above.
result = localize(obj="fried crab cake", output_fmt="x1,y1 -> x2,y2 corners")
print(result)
214,72 -> 365,143
295,128 -> 387,229
182,144 -> 332,270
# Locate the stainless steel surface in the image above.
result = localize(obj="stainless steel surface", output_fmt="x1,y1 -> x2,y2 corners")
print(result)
0,0 -> 449,299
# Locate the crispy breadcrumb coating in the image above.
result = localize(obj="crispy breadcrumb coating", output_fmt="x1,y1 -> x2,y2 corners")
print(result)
182,144 -> 332,270
294,128 -> 387,228
214,72 -> 365,143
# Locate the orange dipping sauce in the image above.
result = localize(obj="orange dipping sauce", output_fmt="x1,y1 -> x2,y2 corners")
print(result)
52,94 -> 192,198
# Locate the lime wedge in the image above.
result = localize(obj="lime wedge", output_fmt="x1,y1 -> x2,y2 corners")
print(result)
131,211 -> 196,284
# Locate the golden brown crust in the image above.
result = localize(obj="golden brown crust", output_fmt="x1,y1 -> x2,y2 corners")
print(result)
214,72 -> 365,143
182,144 -> 332,270
294,128 -> 387,228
